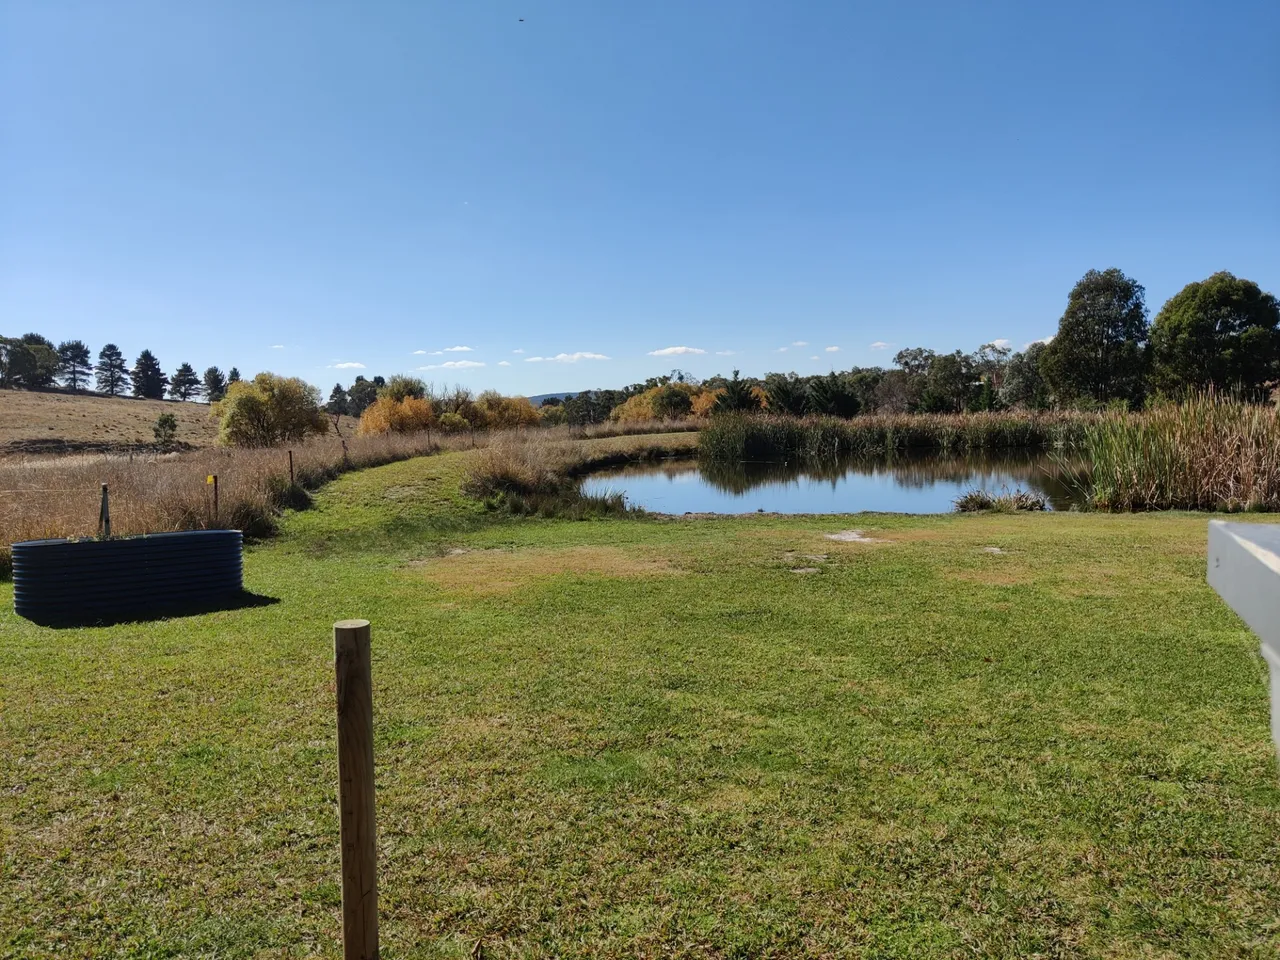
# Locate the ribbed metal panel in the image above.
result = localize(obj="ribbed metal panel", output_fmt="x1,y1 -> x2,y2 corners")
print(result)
13,530 -> 244,626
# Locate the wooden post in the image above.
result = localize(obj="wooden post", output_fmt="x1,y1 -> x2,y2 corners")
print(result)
334,619 -> 378,959
212,475 -> 219,526
99,483 -> 110,539
289,449 -> 295,486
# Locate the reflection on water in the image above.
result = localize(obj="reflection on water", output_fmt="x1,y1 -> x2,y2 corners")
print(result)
581,450 -> 1087,514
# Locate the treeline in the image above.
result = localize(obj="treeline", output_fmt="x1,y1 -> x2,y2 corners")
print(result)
546,268 -> 1280,424
0,334 -> 243,403
344,377 -> 542,435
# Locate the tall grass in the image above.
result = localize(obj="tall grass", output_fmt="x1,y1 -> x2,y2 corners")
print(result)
1084,394 -> 1280,511
559,418 -> 702,439
0,431 -> 485,577
0,419 -> 705,578
700,411 -> 1093,463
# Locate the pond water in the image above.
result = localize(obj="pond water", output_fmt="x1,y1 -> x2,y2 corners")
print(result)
581,450 -> 1086,515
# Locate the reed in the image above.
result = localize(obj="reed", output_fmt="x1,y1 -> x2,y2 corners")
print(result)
953,489 -> 1049,512
699,411 -> 1093,463
1083,394 -> 1280,511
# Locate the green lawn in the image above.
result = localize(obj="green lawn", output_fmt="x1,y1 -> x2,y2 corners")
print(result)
2,442 -> 1278,958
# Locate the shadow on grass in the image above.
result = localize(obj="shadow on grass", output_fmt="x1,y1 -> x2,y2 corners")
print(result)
18,590 -> 281,629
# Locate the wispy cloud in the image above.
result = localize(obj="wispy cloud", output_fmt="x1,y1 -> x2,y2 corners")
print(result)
825,345 -> 839,353
512,348 -> 525,354
330,361 -> 365,369
419,359 -> 485,370
715,350 -> 736,356
498,360 -> 511,366
648,346 -> 705,356
809,355 -> 819,360
990,338 -> 1012,349
443,345 -> 473,352
776,347 -> 788,353
525,352 -> 610,363
270,344 -> 284,349
1024,336 -> 1054,348
412,349 -> 428,355
792,341 -> 808,347
869,341 -> 893,350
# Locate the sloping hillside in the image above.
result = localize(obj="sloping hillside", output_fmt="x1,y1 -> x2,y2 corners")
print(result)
0,389 -> 354,454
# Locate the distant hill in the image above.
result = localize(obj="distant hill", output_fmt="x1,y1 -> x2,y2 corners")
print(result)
0,388 -> 354,455
526,392 -> 577,407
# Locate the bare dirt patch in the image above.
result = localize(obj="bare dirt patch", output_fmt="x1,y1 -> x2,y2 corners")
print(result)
411,545 -> 679,596
825,530 -> 893,544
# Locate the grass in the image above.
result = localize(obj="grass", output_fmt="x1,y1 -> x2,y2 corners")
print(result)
1,436 -> 1278,956
953,489 -> 1049,512
0,426 -> 698,577
1084,394 -> 1280,511
700,411 -> 1093,464
0,430 -> 479,575
462,431 -> 698,515
0,385 -> 359,452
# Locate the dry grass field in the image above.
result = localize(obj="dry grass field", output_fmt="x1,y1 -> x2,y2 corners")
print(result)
0,388 -> 359,454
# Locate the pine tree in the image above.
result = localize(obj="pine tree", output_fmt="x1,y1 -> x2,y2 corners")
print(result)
347,376 -> 378,416
807,373 -> 860,417
202,366 -> 227,402
57,340 -> 92,391
713,370 -> 762,413
169,362 -> 201,401
227,367 -> 241,385
1,337 -> 58,388
130,349 -> 168,400
95,343 -> 129,395
16,334 -> 58,387
326,383 -> 350,415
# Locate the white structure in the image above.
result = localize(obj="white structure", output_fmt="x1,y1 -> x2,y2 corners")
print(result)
1208,521 -> 1280,754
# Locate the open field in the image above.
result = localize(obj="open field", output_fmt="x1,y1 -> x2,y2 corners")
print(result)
0,387 -> 360,454
2,438 -> 1278,956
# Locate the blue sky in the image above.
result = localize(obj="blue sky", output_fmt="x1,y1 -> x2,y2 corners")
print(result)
3,1 -> 1277,396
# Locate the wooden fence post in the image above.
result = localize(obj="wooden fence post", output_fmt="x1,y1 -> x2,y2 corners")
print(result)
289,449 -> 295,486
99,483 -> 110,539
334,619 -> 378,959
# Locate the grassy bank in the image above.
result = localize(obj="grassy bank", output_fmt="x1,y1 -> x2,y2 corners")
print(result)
1085,394 -> 1280,511
462,431 -> 698,514
1,446 -> 1277,956
700,411 -> 1092,463
0,422 -> 701,576
0,431 -> 471,577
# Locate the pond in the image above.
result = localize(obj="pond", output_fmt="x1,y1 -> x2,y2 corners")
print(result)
581,450 -> 1086,515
